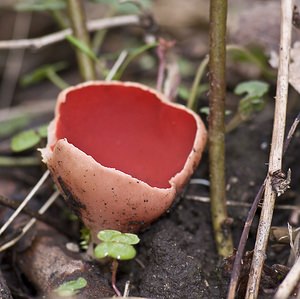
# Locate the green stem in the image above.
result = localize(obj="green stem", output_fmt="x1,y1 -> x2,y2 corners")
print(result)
114,42 -> 158,80
187,55 -> 209,111
47,70 -> 69,90
209,0 -> 233,257
67,0 -> 96,81
227,44 -> 274,78
0,156 -> 40,167
111,259 -> 121,297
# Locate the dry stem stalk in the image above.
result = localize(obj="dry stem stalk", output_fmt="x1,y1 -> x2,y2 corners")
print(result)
67,0 -> 96,81
209,0 -> 233,257
245,0 -> 293,298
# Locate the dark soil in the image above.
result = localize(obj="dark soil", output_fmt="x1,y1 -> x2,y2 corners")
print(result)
1,91 -> 300,299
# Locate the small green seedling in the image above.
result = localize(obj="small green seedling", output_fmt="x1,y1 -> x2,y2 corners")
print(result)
226,80 -> 269,133
234,80 -> 269,119
79,227 -> 91,250
53,277 -> 87,297
94,229 -> 140,297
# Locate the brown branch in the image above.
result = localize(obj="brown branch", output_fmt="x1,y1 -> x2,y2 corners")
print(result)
16,221 -> 114,298
245,0 -> 293,298
0,194 -> 73,238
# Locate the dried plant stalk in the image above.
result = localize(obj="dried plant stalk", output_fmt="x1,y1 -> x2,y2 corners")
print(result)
245,0 -> 294,298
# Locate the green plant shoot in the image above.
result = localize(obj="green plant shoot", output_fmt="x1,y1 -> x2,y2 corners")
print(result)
234,80 -> 269,119
94,229 -> 140,297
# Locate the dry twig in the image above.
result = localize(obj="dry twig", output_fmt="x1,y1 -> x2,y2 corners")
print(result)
245,0 -> 294,298
274,255 -> 300,299
226,110 -> 300,299
0,15 -> 140,50
0,170 -> 50,236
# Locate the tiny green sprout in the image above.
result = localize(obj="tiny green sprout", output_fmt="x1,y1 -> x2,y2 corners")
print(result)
94,230 -> 140,260
11,124 -> 49,152
94,229 -> 140,296
226,80 -> 270,133
80,227 -> 91,250
54,277 -> 87,297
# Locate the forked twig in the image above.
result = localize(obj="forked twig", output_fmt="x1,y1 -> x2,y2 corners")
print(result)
0,190 -> 59,252
245,0 -> 293,298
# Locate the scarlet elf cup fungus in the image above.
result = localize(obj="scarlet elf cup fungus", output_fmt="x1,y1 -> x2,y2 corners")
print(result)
40,81 -> 207,241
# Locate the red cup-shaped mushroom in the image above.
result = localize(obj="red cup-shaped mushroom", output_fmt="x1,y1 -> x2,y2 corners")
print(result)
40,81 -> 207,240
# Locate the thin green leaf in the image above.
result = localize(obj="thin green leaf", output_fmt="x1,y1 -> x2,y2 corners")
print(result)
178,84 -> 209,101
21,62 -> 68,87
54,277 -> 87,297
66,35 -> 98,62
15,0 -> 66,11
114,42 -> 158,80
